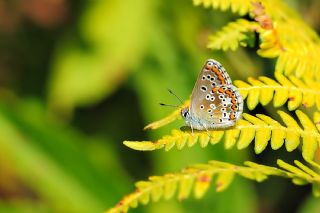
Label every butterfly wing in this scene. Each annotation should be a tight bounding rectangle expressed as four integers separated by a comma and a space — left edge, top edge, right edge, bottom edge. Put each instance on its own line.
189, 59, 243, 129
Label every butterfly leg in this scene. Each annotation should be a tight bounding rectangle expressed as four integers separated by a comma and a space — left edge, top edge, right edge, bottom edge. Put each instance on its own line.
190, 123, 194, 136
201, 123, 212, 140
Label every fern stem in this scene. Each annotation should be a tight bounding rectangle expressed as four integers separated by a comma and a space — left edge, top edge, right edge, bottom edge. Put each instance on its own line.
106, 160, 320, 213
239, 85, 320, 96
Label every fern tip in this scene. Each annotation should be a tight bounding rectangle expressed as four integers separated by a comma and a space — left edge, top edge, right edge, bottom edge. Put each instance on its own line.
123, 141, 156, 151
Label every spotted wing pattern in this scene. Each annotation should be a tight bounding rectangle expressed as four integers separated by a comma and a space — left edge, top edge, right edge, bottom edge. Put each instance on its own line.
189, 59, 243, 129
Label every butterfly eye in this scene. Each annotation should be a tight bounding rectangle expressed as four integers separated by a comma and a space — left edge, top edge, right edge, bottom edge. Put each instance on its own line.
182, 110, 189, 118
181, 108, 189, 118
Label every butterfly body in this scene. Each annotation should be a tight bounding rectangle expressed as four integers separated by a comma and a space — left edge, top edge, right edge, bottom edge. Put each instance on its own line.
181, 59, 243, 130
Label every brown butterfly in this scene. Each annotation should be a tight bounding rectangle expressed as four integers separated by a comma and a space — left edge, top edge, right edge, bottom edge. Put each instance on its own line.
181, 59, 243, 131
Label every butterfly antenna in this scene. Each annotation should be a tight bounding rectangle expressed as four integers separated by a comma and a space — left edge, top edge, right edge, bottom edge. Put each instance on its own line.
167, 89, 183, 104
159, 103, 179, 108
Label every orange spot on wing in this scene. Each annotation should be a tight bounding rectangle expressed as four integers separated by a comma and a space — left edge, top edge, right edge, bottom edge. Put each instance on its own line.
211, 67, 219, 74
231, 104, 238, 110
212, 67, 226, 84
229, 112, 235, 120
218, 87, 225, 93
225, 89, 232, 96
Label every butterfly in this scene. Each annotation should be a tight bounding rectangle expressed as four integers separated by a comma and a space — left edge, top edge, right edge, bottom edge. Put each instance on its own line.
181, 59, 243, 130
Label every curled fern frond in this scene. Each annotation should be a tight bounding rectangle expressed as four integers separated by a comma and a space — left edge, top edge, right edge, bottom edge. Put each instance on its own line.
106, 160, 320, 213
125, 110, 320, 160
234, 73, 320, 110
207, 19, 259, 51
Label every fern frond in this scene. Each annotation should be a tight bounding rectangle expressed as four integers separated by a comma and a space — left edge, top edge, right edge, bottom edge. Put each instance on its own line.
207, 19, 259, 51
234, 73, 320, 110
193, 0, 251, 15
259, 18, 320, 81
143, 73, 320, 130
257, 0, 320, 80
314, 112, 320, 132
195, 0, 320, 81
106, 160, 320, 213
125, 110, 320, 160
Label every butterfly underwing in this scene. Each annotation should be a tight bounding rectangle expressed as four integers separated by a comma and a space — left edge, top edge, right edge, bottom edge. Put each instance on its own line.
181, 59, 243, 130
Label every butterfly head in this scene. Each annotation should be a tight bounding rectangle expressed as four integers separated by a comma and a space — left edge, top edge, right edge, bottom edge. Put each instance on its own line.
181, 107, 190, 121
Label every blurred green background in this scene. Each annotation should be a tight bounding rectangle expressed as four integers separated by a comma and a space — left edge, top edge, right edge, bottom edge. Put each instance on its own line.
0, 0, 320, 212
